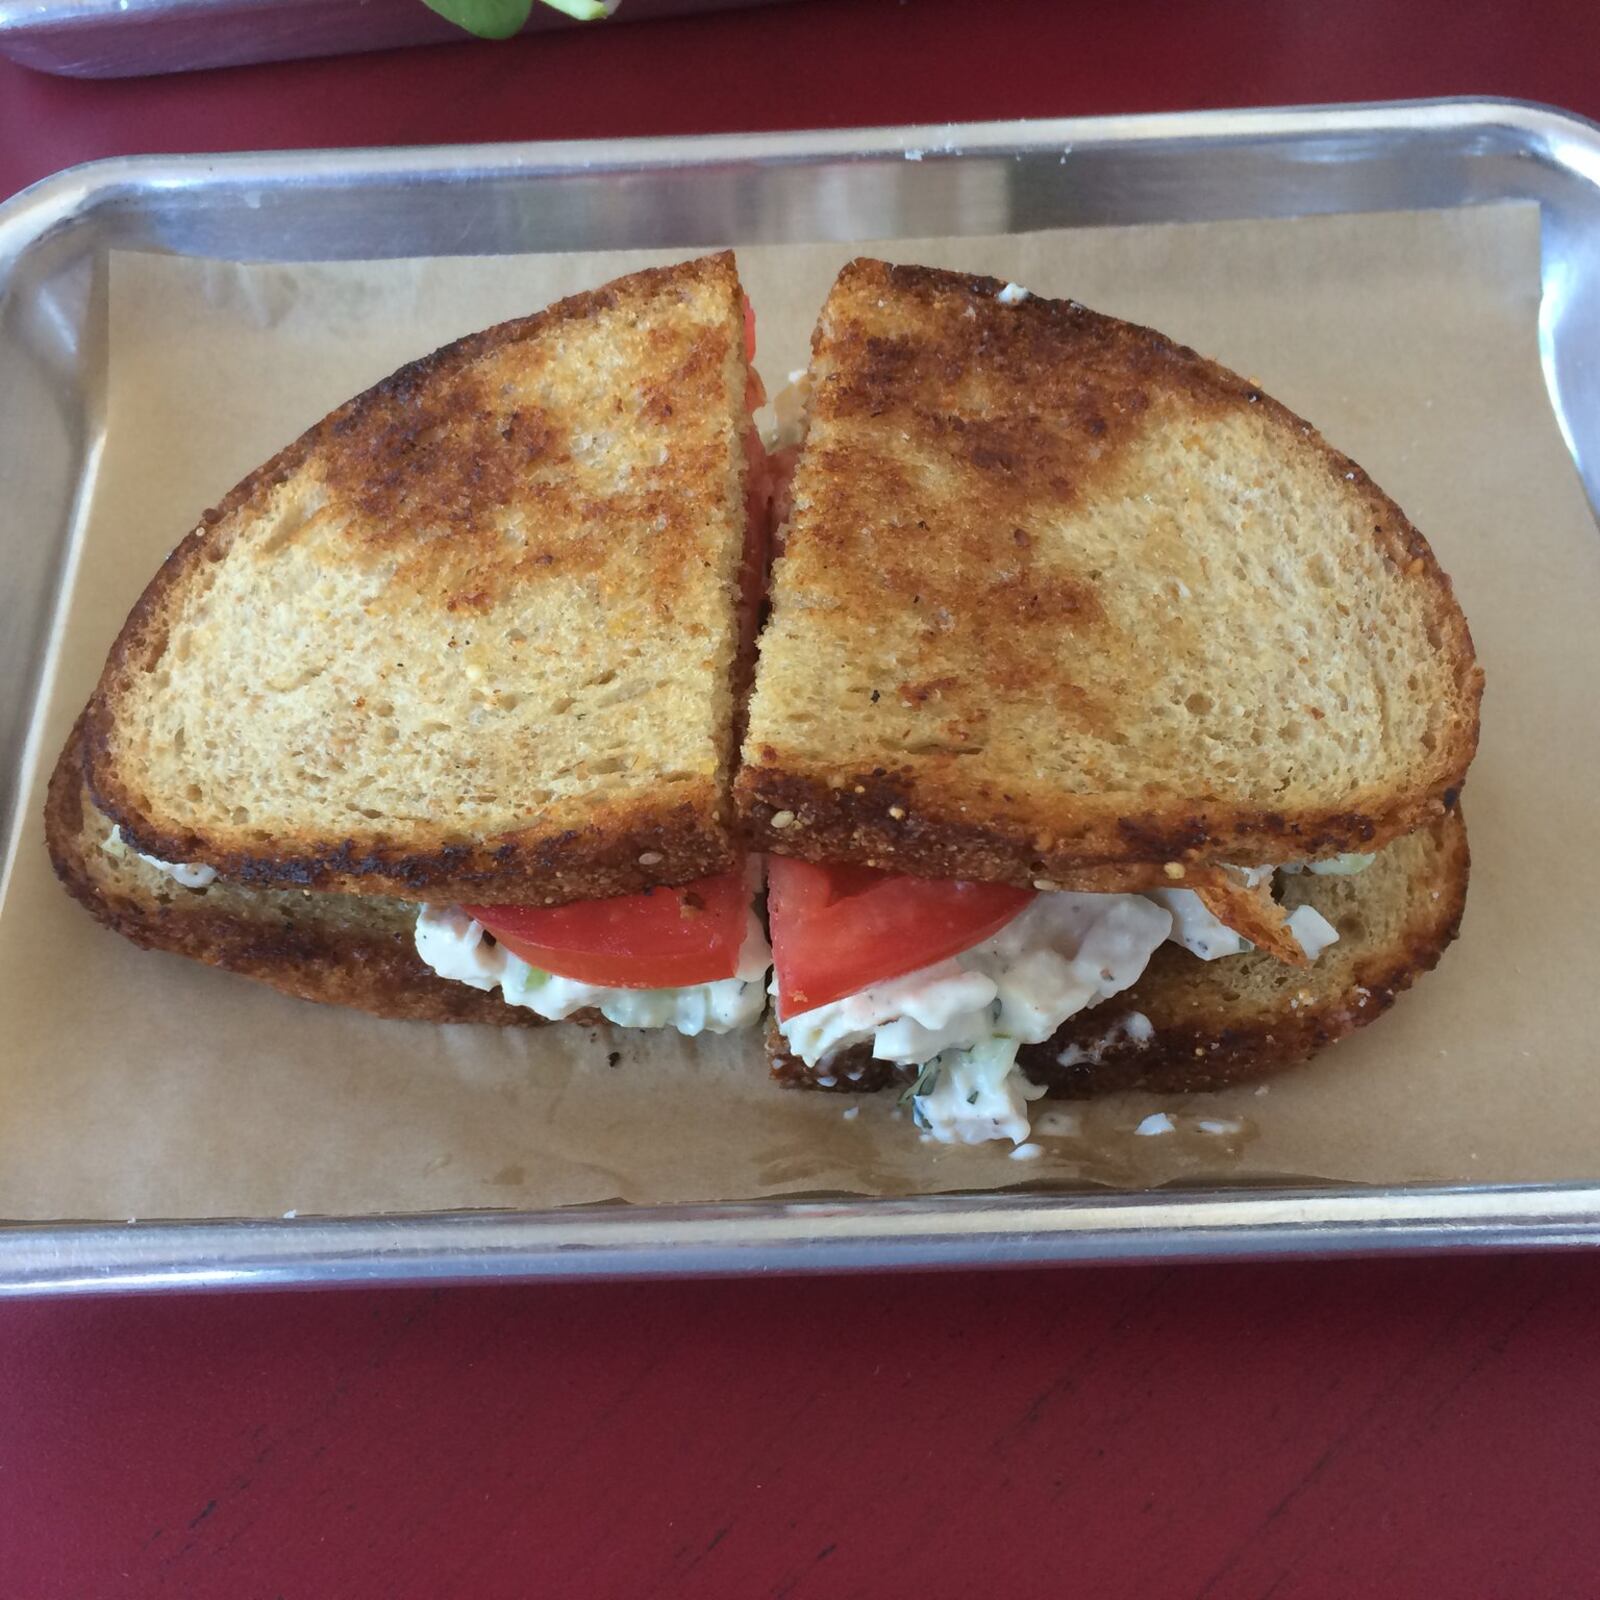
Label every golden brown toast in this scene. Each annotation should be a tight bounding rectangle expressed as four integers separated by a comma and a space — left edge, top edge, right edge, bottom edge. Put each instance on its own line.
768, 809, 1469, 1097
738, 259, 1482, 882
82, 253, 754, 905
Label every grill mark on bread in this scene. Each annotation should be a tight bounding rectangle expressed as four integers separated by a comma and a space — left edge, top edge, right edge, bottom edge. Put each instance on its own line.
322, 371, 562, 539
316, 333, 724, 618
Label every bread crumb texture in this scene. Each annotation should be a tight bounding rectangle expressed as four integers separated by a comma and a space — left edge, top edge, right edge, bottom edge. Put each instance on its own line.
85, 254, 752, 900
739, 259, 1482, 875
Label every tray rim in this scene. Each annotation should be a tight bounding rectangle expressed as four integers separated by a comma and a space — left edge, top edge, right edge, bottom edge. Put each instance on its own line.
4, 95, 1600, 1294
6, 1183, 1600, 1297
5, 94, 1600, 264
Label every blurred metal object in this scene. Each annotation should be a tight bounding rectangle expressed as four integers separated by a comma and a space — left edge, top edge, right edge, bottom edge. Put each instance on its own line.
4, 1186, 1600, 1296
0, 0, 794, 79
2, 103, 1599, 1293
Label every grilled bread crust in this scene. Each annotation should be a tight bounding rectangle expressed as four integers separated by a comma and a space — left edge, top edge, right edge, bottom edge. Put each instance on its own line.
49, 723, 554, 1025
83, 253, 753, 905
738, 259, 1482, 881
767, 808, 1468, 1098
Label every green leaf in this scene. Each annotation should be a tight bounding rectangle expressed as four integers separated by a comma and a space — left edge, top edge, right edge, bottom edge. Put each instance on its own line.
421, 0, 614, 37
422, 0, 535, 40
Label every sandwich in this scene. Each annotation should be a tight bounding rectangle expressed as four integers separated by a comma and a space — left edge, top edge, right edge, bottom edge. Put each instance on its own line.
739, 260, 1480, 1142
46, 252, 1482, 1150
48, 253, 776, 1037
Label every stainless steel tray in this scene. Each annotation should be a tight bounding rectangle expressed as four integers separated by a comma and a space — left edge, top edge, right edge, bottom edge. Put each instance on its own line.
3, 100, 1599, 1295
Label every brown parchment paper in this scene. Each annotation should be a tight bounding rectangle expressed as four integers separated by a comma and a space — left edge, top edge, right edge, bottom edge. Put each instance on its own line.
3, 203, 1599, 1221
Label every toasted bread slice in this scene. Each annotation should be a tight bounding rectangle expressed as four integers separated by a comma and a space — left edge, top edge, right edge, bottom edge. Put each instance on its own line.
767, 809, 1468, 1097
83, 253, 754, 905
738, 259, 1482, 881
48, 722, 551, 1024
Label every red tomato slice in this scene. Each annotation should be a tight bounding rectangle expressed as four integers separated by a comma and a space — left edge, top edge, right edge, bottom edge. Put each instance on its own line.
742, 294, 757, 362
767, 858, 1033, 1018
465, 868, 750, 991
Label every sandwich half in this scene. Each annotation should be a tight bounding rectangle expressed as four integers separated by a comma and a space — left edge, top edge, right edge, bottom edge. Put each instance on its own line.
50, 253, 775, 1037
741, 260, 1480, 1140
739, 259, 1482, 877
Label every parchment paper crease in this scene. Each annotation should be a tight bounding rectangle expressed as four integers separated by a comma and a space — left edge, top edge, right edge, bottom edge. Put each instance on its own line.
3, 203, 1598, 1220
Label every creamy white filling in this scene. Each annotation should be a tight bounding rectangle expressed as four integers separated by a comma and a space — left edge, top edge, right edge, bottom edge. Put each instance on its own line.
1152, 874, 1344, 963
759, 369, 813, 452
105, 825, 217, 888
414, 902, 771, 1037
782, 861, 1351, 1147
911, 1038, 1046, 1146
1286, 904, 1340, 960
775, 889, 1174, 1070
1146, 887, 1252, 960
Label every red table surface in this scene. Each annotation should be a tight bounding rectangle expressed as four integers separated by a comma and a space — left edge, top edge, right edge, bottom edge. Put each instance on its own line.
4, 2, 1600, 1595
